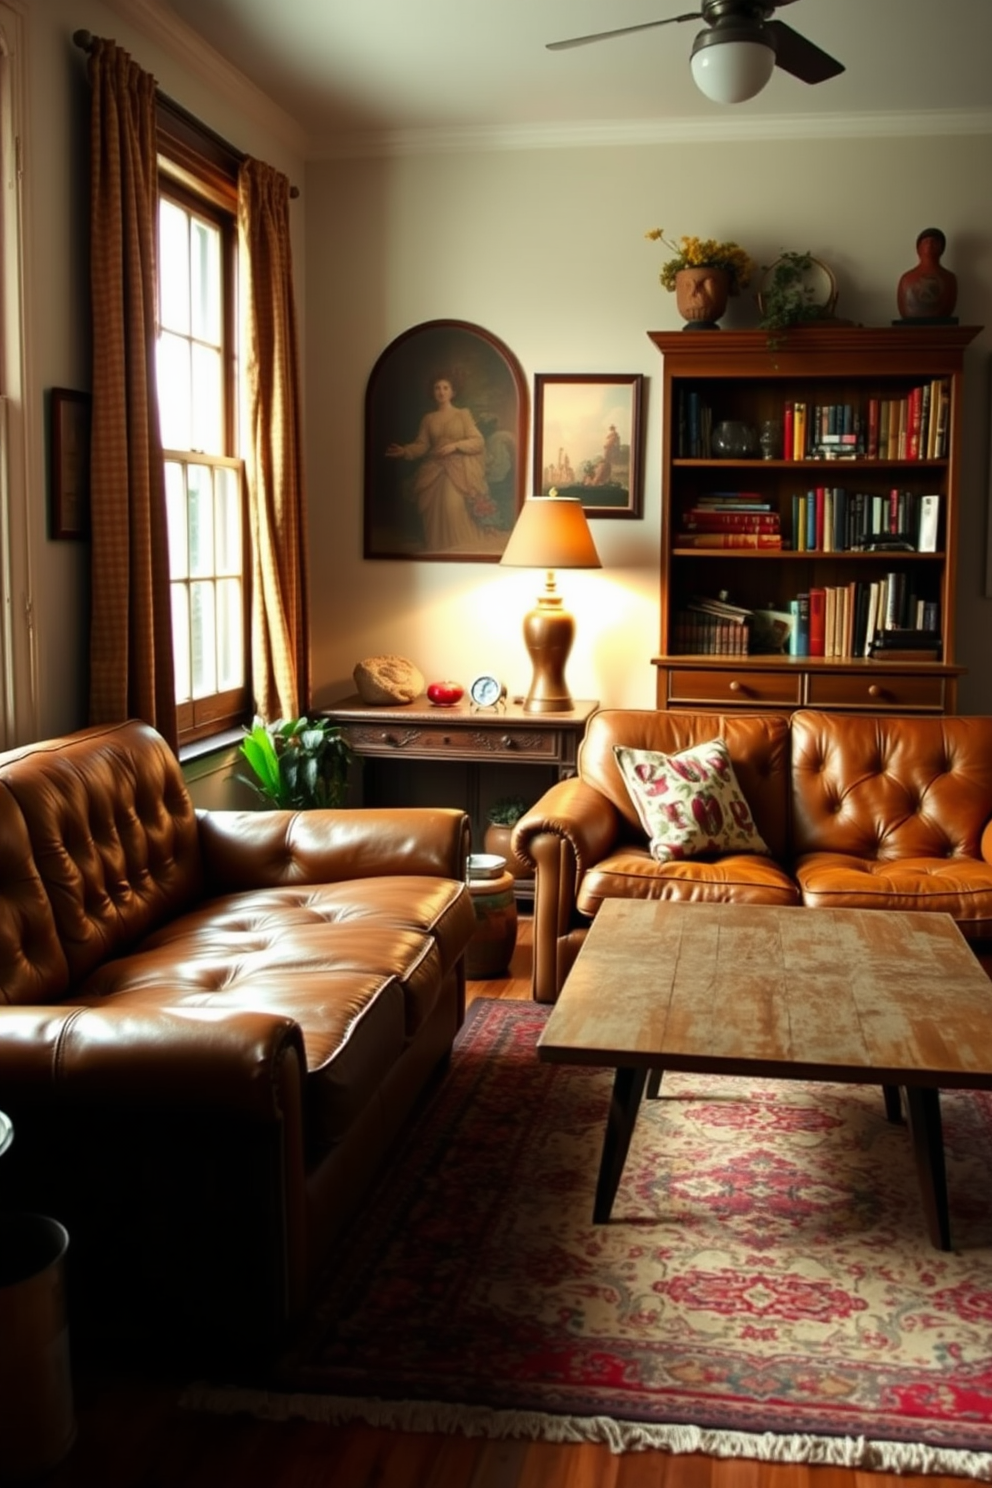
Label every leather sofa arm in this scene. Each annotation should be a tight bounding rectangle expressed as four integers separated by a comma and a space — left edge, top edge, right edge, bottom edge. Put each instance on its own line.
513, 778, 624, 1003
197, 806, 471, 893
0, 1004, 306, 1122
983, 819, 992, 864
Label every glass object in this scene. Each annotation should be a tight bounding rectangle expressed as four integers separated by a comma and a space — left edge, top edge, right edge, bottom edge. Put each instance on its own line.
711, 421, 758, 458
759, 419, 783, 460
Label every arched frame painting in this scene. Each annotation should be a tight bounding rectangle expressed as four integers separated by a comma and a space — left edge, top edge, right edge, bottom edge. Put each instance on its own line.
364, 320, 528, 561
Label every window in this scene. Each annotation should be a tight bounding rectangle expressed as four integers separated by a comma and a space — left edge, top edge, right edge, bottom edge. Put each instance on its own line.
157, 114, 248, 746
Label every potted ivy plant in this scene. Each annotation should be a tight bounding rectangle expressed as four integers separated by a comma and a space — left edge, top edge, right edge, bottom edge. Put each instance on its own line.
235, 715, 352, 810
483, 795, 531, 879
757, 251, 838, 341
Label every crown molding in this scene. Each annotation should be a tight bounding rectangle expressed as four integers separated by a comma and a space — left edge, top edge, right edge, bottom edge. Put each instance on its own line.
313, 107, 992, 161
103, 0, 310, 159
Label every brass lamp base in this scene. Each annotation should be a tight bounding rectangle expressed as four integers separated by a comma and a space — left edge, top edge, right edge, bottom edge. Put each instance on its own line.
521, 595, 575, 713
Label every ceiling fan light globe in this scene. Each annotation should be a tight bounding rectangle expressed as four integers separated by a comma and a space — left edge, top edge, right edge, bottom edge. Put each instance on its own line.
690, 33, 776, 103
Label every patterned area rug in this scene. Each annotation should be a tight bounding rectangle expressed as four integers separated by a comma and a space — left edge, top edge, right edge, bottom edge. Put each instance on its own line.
185, 998, 992, 1475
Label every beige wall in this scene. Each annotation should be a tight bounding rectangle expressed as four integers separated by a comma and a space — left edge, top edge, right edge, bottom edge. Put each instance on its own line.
20, 6, 992, 750
305, 135, 992, 714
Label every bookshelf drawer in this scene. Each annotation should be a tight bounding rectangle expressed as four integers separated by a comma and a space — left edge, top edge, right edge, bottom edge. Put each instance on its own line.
805, 671, 946, 711
667, 668, 803, 707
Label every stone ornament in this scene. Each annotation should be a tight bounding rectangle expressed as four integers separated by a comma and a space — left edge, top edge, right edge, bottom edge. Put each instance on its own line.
353, 655, 425, 705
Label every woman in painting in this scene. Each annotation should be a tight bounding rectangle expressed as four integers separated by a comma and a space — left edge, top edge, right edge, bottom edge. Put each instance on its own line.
386, 375, 497, 553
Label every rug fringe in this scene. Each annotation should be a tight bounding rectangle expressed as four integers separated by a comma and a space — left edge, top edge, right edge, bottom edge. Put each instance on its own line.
179, 1384, 992, 1479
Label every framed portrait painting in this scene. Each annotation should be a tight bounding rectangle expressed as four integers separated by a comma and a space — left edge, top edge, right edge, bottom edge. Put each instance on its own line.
364, 320, 528, 561
533, 373, 645, 518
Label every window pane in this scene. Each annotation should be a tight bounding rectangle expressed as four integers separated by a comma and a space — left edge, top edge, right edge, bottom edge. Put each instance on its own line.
190, 580, 217, 698
164, 462, 189, 579
157, 333, 192, 449
159, 201, 190, 335
171, 583, 191, 704
191, 344, 223, 454
214, 466, 241, 575
216, 577, 244, 691
190, 217, 221, 345
187, 465, 214, 577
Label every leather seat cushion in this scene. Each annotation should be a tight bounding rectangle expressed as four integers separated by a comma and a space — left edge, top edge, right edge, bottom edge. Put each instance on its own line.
126, 875, 470, 1034
74, 877, 472, 1148
795, 853, 992, 939
577, 848, 801, 917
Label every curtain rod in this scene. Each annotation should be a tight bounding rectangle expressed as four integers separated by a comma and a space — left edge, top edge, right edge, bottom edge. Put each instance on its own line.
73, 30, 300, 199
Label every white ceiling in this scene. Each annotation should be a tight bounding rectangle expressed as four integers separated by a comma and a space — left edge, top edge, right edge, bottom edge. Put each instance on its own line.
151, 0, 992, 154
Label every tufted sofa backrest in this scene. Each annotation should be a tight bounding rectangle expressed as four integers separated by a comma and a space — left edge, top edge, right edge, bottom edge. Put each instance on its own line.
0, 719, 203, 990
578, 709, 793, 862
790, 710, 992, 861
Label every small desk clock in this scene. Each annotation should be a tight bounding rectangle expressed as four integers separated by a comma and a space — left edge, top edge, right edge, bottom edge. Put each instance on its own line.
469, 674, 507, 711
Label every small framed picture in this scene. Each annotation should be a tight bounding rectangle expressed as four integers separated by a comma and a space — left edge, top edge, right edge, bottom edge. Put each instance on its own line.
50, 388, 91, 539
533, 373, 645, 519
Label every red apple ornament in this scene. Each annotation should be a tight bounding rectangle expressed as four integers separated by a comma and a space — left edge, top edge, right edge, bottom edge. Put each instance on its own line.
427, 680, 464, 706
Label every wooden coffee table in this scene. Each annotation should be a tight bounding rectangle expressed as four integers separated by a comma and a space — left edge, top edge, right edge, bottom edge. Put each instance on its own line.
537, 900, 992, 1250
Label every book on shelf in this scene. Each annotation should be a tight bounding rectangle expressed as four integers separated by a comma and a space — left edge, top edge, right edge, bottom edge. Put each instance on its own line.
674, 605, 751, 655
682, 510, 780, 532
789, 592, 810, 657
686, 593, 754, 620
917, 494, 940, 552
674, 532, 783, 549
808, 587, 826, 657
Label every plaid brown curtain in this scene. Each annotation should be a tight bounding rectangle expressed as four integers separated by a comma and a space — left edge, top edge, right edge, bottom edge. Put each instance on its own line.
86, 38, 177, 751
239, 158, 311, 722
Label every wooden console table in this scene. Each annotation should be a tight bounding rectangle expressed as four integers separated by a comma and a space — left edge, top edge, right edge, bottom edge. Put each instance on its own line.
321, 695, 599, 902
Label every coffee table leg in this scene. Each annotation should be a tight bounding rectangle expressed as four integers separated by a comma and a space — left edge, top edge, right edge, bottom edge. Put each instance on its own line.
882, 1084, 904, 1123
593, 1067, 648, 1223
905, 1086, 951, 1251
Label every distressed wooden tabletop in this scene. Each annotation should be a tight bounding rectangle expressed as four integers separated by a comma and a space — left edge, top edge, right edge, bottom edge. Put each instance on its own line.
538, 900, 992, 1088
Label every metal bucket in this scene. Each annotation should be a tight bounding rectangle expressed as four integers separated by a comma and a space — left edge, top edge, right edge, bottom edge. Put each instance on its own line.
0, 1214, 76, 1484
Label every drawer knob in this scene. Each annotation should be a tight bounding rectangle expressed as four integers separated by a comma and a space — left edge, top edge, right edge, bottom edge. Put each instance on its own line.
729, 680, 748, 695
501, 735, 517, 749
381, 731, 396, 744
867, 684, 881, 699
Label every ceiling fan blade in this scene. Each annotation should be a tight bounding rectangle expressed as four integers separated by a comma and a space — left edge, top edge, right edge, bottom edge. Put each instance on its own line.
766, 19, 844, 84
547, 11, 700, 51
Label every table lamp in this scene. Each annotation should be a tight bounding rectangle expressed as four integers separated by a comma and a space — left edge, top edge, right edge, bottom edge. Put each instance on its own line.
499, 491, 602, 713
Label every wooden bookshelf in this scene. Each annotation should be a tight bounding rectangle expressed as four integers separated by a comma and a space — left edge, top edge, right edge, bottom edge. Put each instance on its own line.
648, 326, 981, 714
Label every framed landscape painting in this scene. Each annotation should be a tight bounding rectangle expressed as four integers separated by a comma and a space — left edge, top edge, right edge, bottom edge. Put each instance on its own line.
364, 319, 528, 561
533, 373, 645, 518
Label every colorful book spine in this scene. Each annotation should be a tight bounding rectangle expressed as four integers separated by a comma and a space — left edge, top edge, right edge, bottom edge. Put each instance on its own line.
808, 587, 827, 657
674, 532, 783, 549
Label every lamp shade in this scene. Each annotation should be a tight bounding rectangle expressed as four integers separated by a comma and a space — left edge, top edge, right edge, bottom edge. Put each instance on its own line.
499, 495, 602, 572
500, 495, 601, 714
690, 31, 776, 104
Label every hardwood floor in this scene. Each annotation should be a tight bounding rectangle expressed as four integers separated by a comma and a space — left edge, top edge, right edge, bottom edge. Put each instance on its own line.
40, 917, 970, 1488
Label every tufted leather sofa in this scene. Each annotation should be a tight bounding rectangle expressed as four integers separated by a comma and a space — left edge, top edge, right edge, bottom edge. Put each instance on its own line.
0, 719, 476, 1361
514, 709, 992, 1002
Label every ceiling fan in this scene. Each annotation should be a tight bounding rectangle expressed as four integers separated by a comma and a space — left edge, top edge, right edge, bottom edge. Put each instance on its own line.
546, 0, 845, 105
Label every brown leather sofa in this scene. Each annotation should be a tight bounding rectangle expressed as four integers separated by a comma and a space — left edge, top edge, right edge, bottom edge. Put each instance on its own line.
514, 708, 992, 1002
0, 719, 476, 1361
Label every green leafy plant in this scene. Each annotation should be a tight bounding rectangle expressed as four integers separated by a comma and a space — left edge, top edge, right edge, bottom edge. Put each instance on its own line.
757, 251, 825, 334
645, 229, 754, 295
486, 795, 528, 826
236, 716, 352, 810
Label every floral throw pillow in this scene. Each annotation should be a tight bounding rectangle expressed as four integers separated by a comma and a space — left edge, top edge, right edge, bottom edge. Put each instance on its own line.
613, 738, 770, 864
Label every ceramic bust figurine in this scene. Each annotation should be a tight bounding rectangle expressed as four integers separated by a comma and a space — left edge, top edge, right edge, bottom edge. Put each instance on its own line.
897, 228, 958, 321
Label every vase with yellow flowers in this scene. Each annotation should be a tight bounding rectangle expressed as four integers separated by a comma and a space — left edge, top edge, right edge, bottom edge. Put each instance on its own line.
646, 229, 754, 330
